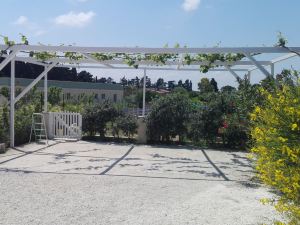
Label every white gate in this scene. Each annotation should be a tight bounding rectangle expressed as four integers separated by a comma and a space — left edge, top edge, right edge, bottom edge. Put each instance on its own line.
44, 112, 82, 140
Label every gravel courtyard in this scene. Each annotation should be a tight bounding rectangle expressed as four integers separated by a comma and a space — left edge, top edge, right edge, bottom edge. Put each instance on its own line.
0, 141, 282, 225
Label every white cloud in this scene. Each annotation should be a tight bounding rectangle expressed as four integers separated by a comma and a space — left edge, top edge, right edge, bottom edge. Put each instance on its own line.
14, 16, 29, 25
54, 11, 95, 27
182, 0, 201, 12
13, 16, 47, 37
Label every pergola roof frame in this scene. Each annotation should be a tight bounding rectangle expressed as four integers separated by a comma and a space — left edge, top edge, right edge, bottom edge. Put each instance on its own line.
1, 44, 299, 147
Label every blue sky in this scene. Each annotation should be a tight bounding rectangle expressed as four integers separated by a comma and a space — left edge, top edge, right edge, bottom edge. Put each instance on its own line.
1, 0, 300, 89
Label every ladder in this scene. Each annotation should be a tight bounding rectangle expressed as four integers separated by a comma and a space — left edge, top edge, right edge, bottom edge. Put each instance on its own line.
29, 113, 48, 145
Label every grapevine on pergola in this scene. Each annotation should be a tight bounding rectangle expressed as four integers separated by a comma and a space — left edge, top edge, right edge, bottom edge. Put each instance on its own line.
1, 34, 290, 73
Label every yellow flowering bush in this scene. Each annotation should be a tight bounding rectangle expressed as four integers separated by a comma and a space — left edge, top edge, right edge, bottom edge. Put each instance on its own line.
250, 83, 300, 224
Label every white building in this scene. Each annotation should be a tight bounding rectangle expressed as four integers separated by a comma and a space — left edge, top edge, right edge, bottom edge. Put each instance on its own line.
0, 77, 124, 104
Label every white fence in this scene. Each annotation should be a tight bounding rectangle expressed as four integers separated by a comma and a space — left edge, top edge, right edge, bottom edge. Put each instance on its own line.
44, 112, 82, 140
123, 108, 151, 117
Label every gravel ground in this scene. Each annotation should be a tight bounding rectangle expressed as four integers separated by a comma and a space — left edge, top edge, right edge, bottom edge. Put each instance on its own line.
0, 141, 283, 225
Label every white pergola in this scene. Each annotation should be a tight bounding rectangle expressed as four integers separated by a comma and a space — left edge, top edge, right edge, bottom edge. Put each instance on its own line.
0, 44, 299, 147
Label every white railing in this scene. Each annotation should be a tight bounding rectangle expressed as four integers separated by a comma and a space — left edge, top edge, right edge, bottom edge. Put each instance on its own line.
44, 111, 82, 140
123, 108, 151, 117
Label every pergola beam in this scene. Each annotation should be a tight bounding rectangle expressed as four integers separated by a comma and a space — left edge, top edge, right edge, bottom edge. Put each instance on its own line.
224, 65, 241, 80
11, 56, 271, 67
0, 51, 17, 71
15, 62, 58, 103
81, 53, 114, 68
245, 53, 271, 77
271, 53, 297, 64
58, 64, 249, 72
1, 44, 300, 54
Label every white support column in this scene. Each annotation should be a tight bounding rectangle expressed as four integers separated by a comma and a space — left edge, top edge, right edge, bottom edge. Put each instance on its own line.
247, 71, 251, 82
270, 63, 275, 77
224, 65, 241, 80
44, 70, 48, 112
142, 69, 146, 117
10, 59, 15, 148
15, 62, 57, 103
245, 53, 271, 77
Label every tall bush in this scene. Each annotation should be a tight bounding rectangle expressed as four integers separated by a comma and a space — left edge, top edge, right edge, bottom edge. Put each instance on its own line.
250, 83, 300, 224
112, 115, 137, 139
147, 93, 191, 142
82, 101, 119, 138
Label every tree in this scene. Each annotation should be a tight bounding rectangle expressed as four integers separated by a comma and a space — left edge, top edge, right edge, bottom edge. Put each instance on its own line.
210, 78, 218, 92
98, 77, 107, 83
0, 87, 9, 98
82, 101, 119, 138
156, 78, 164, 89
135, 90, 159, 108
198, 78, 213, 93
178, 80, 183, 87
147, 92, 191, 142
183, 79, 193, 91
48, 87, 62, 105
113, 115, 138, 139
120, 76, 128, 86
168, 81, 176, 90
221, 85, 236, 93
77, 71, 93, 82
106, 77, 114, 84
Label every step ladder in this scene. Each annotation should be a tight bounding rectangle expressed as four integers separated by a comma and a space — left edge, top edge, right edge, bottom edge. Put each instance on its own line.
29, 113, 48, 145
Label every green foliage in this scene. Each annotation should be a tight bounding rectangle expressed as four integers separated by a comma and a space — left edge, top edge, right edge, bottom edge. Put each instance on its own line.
82, 101, 119, 138
48, 87, 62, 105
135, 90, 159, 108
0, 87, 9, 98
147, 92, 191, 142
189, 105, 222, 145
112, 115, 138, 139
0, 104, 9, 144
198, 78, 214, 93
277, 32, 288, 47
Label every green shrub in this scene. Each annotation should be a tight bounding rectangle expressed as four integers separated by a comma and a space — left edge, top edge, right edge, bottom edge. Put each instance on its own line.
113, 115, 137, 139
0, 104, 9, 144
147, 93, 191, 142
82, 101, 119, 138
189, 106, 222, 145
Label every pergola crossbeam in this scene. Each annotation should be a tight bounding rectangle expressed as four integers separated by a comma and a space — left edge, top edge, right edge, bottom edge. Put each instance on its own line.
224, 65, 241, 80
1, 44, 300, 54
15, 62, 58, 103
245, 53, 271, 77
81, 53, 114, 68
0, 51, 17, 71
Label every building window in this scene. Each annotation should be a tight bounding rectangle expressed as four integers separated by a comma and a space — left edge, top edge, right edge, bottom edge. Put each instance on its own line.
101, 94, 105, 100
95, 94, 98, 100
113, 94, 117, 102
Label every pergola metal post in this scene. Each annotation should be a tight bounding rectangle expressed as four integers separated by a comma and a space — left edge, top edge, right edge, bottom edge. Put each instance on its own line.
44, 70, 48, 112
271, 63, 275, 77
10, 59, 15, 147
142, 68, 146, 117
247, 71, 251, 81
